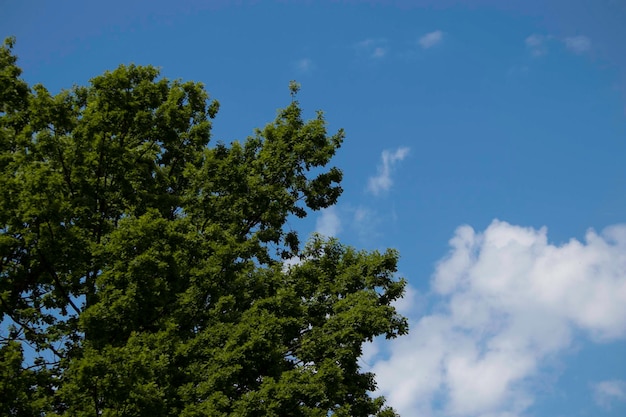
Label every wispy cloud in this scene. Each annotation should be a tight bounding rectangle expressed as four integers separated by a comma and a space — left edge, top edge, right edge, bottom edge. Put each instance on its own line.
507, 64, 530, 78
295, 58, 313, 73
592, 380, 626, 410
526, 33, 592, 57
419, 30, 444, 49
315, 206, 341, 237
525, 33, 549, 56
349, 206, 381, 242
353, 207, 370, 224
367, 147, 410, 195
356, 38, 388, 59
563, 35, 592, 54
372, 221, 626, 417
371, 46, 386, 58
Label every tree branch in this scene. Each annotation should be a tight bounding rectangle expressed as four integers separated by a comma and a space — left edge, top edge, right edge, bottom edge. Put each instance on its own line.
38, 251, 81, 316
0, 297, 64, 359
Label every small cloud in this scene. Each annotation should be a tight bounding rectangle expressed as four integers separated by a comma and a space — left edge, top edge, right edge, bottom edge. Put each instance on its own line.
525, 34, 549, 56
295, 58, 313, 73
419, 30, 444, 49
563, 35, 591, 54
525, 34, 591, 56
357, 39, 372, 48
372, 47, 386, 58
315, 206, 341, 237
367, 147, 410, 196
592, 380, 626, 410
356, 38, 388, 59
525, 34, 544, 47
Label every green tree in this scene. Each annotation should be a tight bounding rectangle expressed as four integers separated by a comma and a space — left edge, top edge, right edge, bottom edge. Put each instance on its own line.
0, 37, 408, 416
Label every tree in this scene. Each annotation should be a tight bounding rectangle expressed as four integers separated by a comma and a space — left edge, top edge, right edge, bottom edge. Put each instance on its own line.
0, 37, 408, 416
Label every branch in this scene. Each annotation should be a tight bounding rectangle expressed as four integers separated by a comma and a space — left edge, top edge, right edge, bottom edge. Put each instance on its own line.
23, 359, 61, 371
38, 251, 81, 316
0, 297, 64, 359
52, 127, 75, 197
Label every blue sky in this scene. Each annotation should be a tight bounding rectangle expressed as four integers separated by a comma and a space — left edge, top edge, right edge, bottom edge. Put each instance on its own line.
3, 1, 626, 416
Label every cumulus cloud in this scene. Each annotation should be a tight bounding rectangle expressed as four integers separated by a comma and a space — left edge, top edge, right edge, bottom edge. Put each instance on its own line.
592, 380, 626, 410
372, 220, 626, 417
563, 35, 592, 54
356, 38, 388, 59
367, 147, 409, 195
315, 206, 341, 237
419, 30, 444, 49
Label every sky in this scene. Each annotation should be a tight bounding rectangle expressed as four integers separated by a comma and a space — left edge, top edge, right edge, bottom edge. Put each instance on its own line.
2, 0, 626, 416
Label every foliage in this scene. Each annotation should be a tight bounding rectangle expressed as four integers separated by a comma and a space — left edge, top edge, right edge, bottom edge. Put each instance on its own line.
0, 37, 408, 416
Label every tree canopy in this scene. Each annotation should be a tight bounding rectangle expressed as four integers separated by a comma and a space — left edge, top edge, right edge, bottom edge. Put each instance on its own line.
0, 37, 408, 416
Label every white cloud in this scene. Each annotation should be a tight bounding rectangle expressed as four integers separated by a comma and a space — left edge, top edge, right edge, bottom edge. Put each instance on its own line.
356, 38, 388, 59
372, 220, 626, 417
315, 206, 341, 237
360, 338, 381, 368
281, 255, 303, 273
392, 283, 425, 318
419, 30, 444, 49
525, 34, 548, 56
563, 35, 592, 54
592, 380, 626, 410
367, 147, 409, 195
